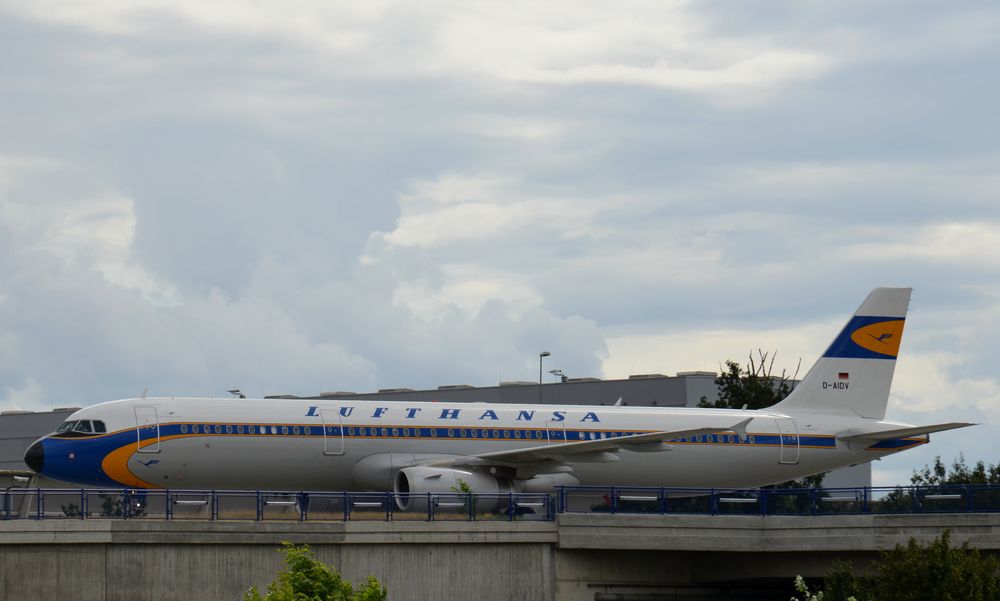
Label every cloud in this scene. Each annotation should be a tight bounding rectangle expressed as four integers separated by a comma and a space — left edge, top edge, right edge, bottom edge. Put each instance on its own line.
1, 1, 999, 486
367, 174, 612, 252
841, 222, 1000, 269
0, 0, 834, 102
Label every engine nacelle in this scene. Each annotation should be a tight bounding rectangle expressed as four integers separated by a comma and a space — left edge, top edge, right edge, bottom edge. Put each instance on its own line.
394, 466, 510, 511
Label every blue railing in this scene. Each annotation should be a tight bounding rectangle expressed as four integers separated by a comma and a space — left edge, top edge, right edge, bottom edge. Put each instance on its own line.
557, 484, 1000, 516
3, 484, 1000, 522
0, 488, 553, 522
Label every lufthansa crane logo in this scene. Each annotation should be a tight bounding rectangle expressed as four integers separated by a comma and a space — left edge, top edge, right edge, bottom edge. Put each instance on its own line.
850, 320, 905, 357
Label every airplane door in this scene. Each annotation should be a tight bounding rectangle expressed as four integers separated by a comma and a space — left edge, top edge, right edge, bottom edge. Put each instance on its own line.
775, 418, 799, 465
546, 419, 567, 444
134, 406, 160, 453
321, 410, 345, 456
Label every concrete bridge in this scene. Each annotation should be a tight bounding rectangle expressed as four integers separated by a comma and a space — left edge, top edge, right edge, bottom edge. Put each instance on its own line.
3, 512, 1000, 601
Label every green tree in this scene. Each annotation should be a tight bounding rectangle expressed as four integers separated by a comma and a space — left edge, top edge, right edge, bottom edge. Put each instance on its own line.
911, 455, 1000, 486
876, 455, 1000, 513
822, 559, 862, 601
699, 350, 800, 411
245, 542, 387, 601
809, 531, 1000, 601
868, 530, 1000, 601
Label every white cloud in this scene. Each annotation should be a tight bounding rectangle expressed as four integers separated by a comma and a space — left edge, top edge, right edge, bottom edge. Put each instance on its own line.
392, 264, 543, 320
0, 0, 834, 101
840, 222, 1000, 269
1, 183, 181, 307
603, 320, 836, 379
0, 377, 46, 411
368, 173, 612, 252
453, 114, 570, 142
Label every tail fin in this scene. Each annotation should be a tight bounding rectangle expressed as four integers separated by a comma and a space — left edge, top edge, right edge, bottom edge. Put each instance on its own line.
772, 287, 911, 420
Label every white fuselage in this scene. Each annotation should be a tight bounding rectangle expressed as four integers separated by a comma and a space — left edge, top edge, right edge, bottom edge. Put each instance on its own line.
31, 396, 923, 491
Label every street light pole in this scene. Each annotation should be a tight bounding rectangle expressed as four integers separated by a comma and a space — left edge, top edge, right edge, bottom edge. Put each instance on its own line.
539, 351, 550, 402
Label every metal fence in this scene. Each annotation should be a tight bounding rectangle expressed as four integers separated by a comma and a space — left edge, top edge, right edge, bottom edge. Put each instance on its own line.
0, 488, 553, 522
3, 484, 1000, 522
557, 484, 1000, 516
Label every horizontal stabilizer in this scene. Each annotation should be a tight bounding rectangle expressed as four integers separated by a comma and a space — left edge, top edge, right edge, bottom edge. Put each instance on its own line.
837, 423, 974, 446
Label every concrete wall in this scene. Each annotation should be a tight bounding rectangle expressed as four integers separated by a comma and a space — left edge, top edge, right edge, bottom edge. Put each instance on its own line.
3, 513, 1000, 601
0, 520, 556, 601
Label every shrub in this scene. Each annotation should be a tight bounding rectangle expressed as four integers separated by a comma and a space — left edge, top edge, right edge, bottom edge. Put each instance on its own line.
245, 542, 387, 601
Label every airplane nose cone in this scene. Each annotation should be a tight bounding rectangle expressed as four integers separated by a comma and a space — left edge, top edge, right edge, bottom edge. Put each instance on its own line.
24, 440, 44, 473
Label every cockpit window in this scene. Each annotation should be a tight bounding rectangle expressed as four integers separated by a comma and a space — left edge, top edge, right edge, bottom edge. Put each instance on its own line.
54, 419, 106, 436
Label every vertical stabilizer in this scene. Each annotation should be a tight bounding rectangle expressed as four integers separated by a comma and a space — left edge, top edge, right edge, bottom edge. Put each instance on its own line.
772, 287, 911, 419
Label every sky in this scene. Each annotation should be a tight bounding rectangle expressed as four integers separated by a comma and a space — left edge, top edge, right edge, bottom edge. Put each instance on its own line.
1, 1, 998, 486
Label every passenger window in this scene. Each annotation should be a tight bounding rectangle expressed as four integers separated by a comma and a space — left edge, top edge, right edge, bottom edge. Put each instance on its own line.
214, 425, 222, 434
226, 425, 233, 434
181, 425, 189, 434
392, 428, 399, 436
237, 425, 244, 434
193, 425, 200, 433
281, 426, 289, 435
304, 426, 311, 435
293, 426, 300, 435
460, 429, 467, 437
271, 426, 278, 435
348, 427, 356, 435
93, 421, 107, 433
514, 430, 522, 439
403, 428, 410, 437
249, 426, 255, 434
380, 428, 387, 436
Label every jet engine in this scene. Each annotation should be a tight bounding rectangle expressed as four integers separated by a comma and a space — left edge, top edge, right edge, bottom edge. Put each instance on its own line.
393, 466, 510, 511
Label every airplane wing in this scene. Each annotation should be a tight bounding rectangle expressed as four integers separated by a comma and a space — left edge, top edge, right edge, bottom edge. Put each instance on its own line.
836, 422, 974, 450
423, 418, 753, 477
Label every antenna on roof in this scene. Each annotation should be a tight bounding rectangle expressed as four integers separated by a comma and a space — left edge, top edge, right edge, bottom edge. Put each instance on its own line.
614, 397, 623, 407
227, 389, 246, 399
140, 388, 148, 400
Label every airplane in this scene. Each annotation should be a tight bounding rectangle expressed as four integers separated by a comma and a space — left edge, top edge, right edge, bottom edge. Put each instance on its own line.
23, 287, 973, 509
